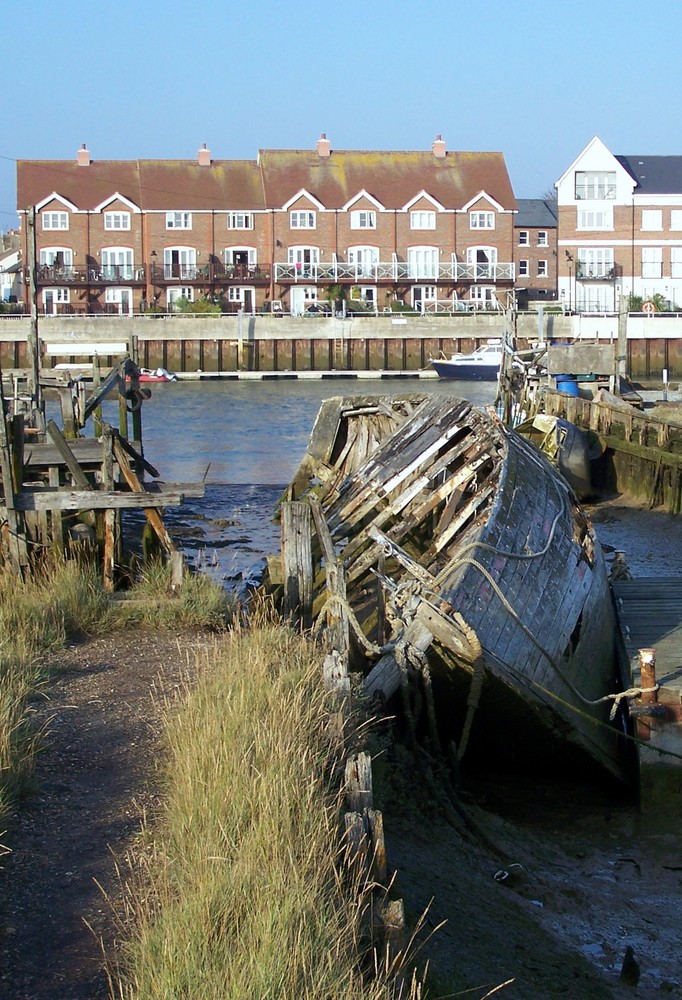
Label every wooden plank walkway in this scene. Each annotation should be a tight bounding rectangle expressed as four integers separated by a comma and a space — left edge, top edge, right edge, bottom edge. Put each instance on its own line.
612, 578, 682, 704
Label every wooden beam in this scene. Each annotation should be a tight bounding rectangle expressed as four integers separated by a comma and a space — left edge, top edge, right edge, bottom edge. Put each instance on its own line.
46, 419, 91, 490
113, 438, 176, 556
15, 487, 198, 512
281, 501, 313, 629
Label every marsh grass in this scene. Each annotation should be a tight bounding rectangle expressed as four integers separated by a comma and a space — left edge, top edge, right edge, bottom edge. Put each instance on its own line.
0, 551, 232, 820
116, 618, 421, 999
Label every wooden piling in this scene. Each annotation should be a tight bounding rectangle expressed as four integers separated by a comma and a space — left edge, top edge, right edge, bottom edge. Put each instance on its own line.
281, 501, 313, 629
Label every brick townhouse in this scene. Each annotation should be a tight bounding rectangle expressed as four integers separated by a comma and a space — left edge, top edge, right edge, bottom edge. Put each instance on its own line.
556, 135, 682, 313
16, 136, 517, 316
513, 198, 558, 308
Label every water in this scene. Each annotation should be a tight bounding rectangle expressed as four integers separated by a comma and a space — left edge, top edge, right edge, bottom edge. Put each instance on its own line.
119, 379, 499, 589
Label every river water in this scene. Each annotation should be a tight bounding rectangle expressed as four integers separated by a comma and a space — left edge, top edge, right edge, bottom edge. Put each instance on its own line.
125, 378, 498, 590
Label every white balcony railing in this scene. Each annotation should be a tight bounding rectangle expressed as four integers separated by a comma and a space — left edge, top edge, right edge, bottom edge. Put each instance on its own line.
274, 258, 515, 282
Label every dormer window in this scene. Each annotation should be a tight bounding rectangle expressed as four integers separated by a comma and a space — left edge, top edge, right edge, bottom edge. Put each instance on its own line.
350, 210, 376, 230
470, 211, 494, 230
104, 211, 131, 231
42, 211, 69, 231
166, 212, 192, 230
290, 210, 316, 229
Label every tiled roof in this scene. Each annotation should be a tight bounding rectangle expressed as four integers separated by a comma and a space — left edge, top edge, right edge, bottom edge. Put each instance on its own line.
514, 198, 557, 228
615, 155, 682, 194
17, 147, 516, 213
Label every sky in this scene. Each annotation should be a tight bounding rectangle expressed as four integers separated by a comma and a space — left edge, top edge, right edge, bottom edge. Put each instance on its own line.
3, 0, 682, 228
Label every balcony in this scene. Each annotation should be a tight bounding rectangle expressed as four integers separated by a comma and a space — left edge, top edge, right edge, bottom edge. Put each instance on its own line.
575, 263, 623, 281
274, 257, 515, 283
34, 264, 147, 284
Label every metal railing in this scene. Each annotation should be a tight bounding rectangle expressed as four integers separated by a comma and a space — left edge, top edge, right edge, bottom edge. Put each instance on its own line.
576, 263, 623, 281
274, 259, 515, 282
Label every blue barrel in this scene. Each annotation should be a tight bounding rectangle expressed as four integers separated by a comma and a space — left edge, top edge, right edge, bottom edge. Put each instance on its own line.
554, 374, 580, 396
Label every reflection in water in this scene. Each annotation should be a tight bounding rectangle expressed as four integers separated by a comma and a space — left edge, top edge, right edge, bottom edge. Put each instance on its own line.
123, 379, 499, 591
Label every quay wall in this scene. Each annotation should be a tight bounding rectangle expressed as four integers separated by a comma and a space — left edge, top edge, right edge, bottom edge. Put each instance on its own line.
0, 313, 680, 379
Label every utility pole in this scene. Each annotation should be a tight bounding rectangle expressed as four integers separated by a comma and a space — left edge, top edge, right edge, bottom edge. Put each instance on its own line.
27, 206, 43, 421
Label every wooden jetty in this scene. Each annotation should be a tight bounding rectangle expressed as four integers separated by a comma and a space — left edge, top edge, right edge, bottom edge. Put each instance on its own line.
0, 354, 203, 587
273, 393, 633, 782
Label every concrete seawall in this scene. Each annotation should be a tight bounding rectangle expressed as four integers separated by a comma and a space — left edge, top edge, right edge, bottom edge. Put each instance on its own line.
1, 312, 680, 378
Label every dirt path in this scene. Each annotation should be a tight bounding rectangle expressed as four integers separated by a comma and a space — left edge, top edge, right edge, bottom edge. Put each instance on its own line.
0, 630, 213, 1000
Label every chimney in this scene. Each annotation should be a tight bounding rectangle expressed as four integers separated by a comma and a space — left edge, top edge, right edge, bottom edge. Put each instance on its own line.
316, 133, 331, 158
77, 143, 91, 167
198, 143, 212, 166
432, 134, 446, 159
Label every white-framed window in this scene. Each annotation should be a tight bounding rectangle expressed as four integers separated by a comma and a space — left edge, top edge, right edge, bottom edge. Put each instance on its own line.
350, 210, 376, 230
227, 212, 254, 230
469, 285, 496, 307
410, 211, 436, 230
577, 207, 613, 230
642, 247, 662, 279
467, 246, 497, 279
105, 287, 132, 315
407, 246, 438, 278
101, 247, 134, 280
575, 171, 616, 200
168, 286, 194, 310
470, 211, 495, 230
577, 248, 614, 279
671, 248, 682, 278
537, 231, 548, 246
356, 286, 377, 305
42, 211, 69, 231
224, 247, 257, 268
641, 209, 663, 231
228, 286, 255, 303
288, 246, 319, 276
166, 212, 192, 230
670, 211, 682, 230
537, 260, 548, 277
518, 259, 529, 277
39, 247, 73, 267
164, 246, 197, 279
347, 246, 378, 278
518, 231, 529, 246
290, 210, 316, 229
104, 211, 131, 231
42, 287, 70, 313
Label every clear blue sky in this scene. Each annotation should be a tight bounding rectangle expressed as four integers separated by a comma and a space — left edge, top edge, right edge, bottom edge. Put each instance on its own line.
3, 0, 681, 227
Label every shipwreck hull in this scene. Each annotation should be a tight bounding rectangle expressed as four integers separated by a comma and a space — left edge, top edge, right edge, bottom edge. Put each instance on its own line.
277, 393, 629, 781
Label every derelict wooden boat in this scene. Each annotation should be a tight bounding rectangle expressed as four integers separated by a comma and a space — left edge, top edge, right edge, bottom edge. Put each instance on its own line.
277, 393, 629, 782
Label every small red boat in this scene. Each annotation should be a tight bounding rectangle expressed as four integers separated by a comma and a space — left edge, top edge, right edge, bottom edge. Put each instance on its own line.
128, 367, 178, 383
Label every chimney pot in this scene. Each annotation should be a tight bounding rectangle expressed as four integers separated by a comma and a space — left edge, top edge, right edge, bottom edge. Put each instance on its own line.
77, 144, 91, 167
198, 143, 212, 166
432, 135, 446, 159
316, 134, 331, 158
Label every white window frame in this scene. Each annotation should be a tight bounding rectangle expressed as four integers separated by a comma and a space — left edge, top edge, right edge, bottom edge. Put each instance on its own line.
42, 211, 69, 231
670, 211, 682, 231
469, 211, 495, 230
469, 285, 496, 306
577, 248, 614, 278
347, 246, 379, 278
577, 207, 613, 230
537, 260, 548, 277
168, 286, 195, 310
518, 230, 529, 246
518, 259, 529, 277
224, 246, 257, 267
408, 246, 438, 279
671, 248, 682, 278
101, 247, 134, 280
350, 210, 376, 230
575, 171, 616, 200
164, 246, 197, 279
290, 210, 316, 230
466, 246, 497, 279
105, 287, 133, 315
104, 211, 131, 231
537, 231, 548, 247
166, 211, 192, 230
641, 247, 663, 279
227, 212, 254, 230
42, 287, 70, 312
641, 210, 663, 231
287, 246, 319, 276
410, 211, 436, 230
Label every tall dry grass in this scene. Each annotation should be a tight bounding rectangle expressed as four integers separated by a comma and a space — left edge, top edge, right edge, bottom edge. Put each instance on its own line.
116, 618, 420, 1000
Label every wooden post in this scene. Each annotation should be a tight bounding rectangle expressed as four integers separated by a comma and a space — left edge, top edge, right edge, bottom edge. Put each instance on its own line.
101, 425, 115, 591
58, 386, 77, 439
617, 294, 628, 393
92, 355, 102, 438
48, 466, 63, 549
118, 382, 129, 440
344, 752, 373, 813
0, 377, 27, 572
10, 415, 24, 494
27, 206, 42, 417
281, 501, 313, 629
